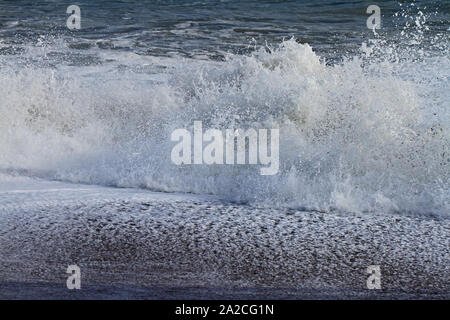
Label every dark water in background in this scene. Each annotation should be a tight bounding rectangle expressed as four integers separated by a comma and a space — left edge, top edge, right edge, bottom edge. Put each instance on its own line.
0, 0, 448, 60
0, 1, 448, 215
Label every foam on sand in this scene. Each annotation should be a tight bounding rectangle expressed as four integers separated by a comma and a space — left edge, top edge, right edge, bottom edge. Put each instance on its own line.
0, 175, 448, 299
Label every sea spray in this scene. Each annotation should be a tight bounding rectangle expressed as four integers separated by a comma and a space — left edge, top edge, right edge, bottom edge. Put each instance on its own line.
0, 10, 448, 216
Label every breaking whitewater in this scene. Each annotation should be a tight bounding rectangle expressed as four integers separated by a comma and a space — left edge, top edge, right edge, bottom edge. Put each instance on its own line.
0, 10, 449, 298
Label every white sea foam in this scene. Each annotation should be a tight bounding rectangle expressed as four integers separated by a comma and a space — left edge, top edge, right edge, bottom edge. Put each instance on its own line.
0, 26, 448, 215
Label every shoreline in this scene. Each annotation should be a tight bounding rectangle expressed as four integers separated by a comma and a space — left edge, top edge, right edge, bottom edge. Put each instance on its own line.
0, 176, 448, 299
1, 282, 447, 300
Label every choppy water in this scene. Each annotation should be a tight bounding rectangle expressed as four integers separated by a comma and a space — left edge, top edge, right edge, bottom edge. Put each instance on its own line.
1, 0, 449, 59
0, 0, 449, 215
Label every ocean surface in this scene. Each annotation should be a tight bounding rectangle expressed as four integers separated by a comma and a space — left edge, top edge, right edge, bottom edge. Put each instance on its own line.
0, 0, 449, 216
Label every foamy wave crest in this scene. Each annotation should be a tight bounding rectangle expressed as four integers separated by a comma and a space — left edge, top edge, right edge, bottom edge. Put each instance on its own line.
0, 31, 448, 215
